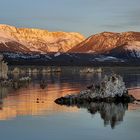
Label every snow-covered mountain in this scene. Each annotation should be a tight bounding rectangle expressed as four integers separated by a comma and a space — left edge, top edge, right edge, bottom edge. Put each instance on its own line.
107, 41, 140, 59
0, 38, 30, 53
68, 31, 140, 54
1, 24, 140, 65
0, 24, 85, 53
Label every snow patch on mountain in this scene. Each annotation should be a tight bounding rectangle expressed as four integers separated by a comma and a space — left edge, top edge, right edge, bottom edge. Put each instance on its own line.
93, 56, 125, 62
54, 52, 61, 57
124, 41, 140, 51
121, 41, 140, 58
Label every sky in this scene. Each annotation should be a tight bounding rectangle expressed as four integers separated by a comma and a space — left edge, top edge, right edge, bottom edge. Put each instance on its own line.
0, 0, 140, 36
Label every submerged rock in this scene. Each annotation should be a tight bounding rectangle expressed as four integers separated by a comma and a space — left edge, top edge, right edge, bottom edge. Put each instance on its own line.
55, 74, 136, 105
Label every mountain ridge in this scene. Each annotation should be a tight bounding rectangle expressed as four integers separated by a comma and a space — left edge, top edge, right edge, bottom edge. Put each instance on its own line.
0, 24, 85, 53
68, 31, 140, 53
1, 24, 140, 64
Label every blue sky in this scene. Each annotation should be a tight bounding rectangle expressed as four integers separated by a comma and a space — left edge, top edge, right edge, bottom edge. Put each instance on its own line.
0, 0, 140, 36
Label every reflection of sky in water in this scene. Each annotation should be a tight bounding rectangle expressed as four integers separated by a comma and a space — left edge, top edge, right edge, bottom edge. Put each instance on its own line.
0, 67, 140, 140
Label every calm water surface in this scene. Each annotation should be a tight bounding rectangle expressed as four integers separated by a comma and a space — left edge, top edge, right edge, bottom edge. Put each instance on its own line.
0, 67, 140, 140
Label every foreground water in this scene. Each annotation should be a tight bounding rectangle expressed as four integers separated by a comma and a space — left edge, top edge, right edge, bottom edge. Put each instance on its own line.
0, 67, 140, 140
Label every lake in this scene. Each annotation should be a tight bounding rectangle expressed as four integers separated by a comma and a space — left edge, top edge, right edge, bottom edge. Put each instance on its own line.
0, 67, 140, 140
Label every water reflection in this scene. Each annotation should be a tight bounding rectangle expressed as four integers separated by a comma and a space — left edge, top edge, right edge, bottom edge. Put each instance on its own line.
58, 101, 127, 129
0, 83, 79, 120
128, 89, 140, 110
0, 67, 140, 129
89, 103, 126, 129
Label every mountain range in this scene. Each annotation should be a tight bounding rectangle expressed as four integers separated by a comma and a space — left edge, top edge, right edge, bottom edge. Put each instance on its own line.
0, 24, 140, 65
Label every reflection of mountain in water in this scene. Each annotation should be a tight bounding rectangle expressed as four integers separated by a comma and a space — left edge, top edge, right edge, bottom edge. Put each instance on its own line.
0, 83, 79, 120
0, 69, 140, 124
61, 102, 128, 129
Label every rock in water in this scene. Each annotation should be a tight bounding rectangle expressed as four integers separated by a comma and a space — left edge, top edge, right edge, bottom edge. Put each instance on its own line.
55, 74, 136, 105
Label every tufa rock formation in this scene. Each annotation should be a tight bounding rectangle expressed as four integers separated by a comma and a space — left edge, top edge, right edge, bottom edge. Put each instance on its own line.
0, 54, 8, 79
55, 74, 136, 105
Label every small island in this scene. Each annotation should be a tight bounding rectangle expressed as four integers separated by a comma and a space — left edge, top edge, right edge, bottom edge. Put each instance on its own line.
55, 74, 136, 105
